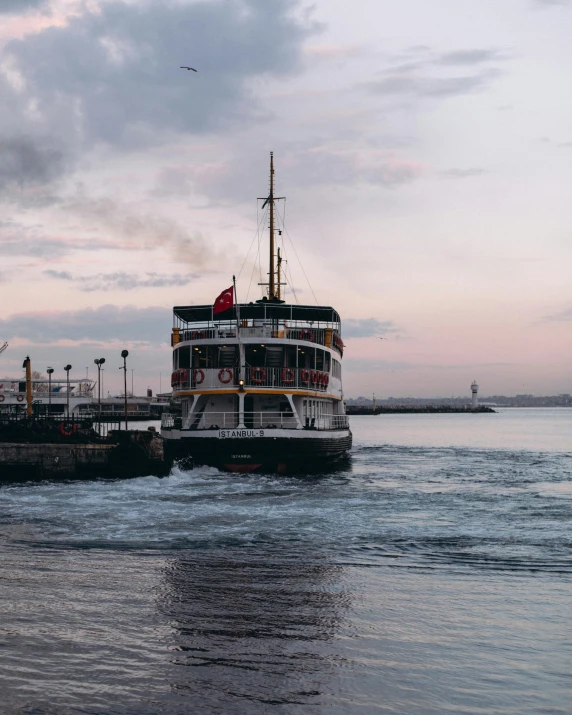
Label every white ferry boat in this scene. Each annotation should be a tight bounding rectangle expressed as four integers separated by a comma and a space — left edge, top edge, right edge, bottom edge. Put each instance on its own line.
161, 154, 352, 472
0, 376, 95, 417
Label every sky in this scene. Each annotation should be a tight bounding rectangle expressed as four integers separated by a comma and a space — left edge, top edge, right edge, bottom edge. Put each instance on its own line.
0, 0, 570, 398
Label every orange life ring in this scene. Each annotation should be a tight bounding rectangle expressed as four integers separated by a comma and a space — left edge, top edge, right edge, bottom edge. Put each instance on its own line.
250, 367, 267, 384
17, 395, 24, 402
281, 368, 295, 384
301, 369, 310, 384
323, 373, 330, 387
193, 368, 205, 385
191, 330, 206, 340
300, 329, 314, 342
310, 370, 318, 385
59, 422, 76, 437
171, 370, 180, 387
218, 368, 233, 384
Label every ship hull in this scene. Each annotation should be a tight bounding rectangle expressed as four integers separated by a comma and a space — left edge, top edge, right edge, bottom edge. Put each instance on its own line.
163, 429, 352, 473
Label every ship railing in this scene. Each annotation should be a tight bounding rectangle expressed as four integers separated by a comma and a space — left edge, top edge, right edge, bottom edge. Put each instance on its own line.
175, 326, 342, 354
172, 366, 333, 392
300, 414, 349, 430
243, 366, 331, 391
188, 411, 300, 430
179, 328, 235, 342
162, 413, 175, 429
160, 412, 349, 431
329, 415, 350, 430
92, 409, 152, 417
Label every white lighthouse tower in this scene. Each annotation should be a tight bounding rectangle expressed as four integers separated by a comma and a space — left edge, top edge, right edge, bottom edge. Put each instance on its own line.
471, 381, 479, 410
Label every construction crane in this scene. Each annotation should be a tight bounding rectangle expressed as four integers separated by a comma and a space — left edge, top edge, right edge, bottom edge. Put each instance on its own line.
0, 342, 7, 355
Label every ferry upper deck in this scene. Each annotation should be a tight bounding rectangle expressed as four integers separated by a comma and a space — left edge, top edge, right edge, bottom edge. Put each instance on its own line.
172, 302, 342, 349
170, 300, 344, 395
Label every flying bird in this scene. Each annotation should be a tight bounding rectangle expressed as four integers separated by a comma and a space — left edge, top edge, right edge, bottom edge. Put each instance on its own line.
378, 337, 387, 340
180, 66, 197, 72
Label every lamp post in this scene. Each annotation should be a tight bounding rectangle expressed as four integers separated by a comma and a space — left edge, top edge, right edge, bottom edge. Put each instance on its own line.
120, 350, 129, 430
94, 358, 105, 422
64, 364, 72, 418
47, 367, 54, 415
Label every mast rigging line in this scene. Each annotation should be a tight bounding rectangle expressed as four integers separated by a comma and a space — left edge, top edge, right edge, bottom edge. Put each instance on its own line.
275, 200, 319, 306
237, 202, 269, 282
239, 200, 269, 302
271, 209, 298, 304
246, 221, 264, 303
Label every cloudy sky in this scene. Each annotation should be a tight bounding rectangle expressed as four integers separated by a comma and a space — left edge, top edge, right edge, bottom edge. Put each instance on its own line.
0, 0, 570, 398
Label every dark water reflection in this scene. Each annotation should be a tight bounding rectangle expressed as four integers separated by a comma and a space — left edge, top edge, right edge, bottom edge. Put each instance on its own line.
162, 550, 351, 709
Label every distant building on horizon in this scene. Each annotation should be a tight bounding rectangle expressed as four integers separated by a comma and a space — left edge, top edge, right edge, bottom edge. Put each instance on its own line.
471, 381, 479, 410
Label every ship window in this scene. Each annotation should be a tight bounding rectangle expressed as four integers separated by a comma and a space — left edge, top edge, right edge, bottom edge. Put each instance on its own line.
245, 345, 266, 367
176, 345, 191, 369
218, 346, 238, 368
324, 352, 331, 371
297, 347, 312, 369
284, 346, 296, 367
316, 349, 324, 371
199, 348, 210, 368
332, 359, 341, 379
191, 346, 208, 368
189, 346, 218, 369
265, 346, 283, 368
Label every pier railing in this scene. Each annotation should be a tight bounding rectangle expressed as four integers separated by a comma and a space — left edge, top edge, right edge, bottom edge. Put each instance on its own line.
0, 413, 123, 440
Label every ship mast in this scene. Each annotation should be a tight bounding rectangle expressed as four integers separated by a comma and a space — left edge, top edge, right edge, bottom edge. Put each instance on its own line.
277, 248, 282, 301
258, 152, 285, 301
269, 152, 276, 300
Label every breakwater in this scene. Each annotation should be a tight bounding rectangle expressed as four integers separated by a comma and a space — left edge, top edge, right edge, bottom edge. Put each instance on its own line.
346, 405, 496, 415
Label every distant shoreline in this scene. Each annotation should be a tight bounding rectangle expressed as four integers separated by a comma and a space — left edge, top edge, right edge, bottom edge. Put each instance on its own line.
346, 406, 496, 415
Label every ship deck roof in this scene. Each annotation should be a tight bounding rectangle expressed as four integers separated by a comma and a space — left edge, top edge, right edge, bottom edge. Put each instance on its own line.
173, 302, 341, 325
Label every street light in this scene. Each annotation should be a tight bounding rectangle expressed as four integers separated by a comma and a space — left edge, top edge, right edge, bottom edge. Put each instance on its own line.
64, 364, 72, 418
120, 350, 129, 430
47, 367, 54, 414
94, 358, 105, 422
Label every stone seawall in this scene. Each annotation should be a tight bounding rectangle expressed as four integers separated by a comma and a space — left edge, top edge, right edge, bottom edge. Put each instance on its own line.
0, 431, 169, 480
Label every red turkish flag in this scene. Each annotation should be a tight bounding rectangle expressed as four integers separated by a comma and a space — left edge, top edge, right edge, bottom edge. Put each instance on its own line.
213, 285, 234, 315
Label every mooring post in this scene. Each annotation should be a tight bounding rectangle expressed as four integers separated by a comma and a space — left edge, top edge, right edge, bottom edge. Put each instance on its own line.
22, 356, 33, 417
121, 350, 129, 430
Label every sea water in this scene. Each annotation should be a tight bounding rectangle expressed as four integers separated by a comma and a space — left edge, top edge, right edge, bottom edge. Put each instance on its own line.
0, 408, 571, 714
